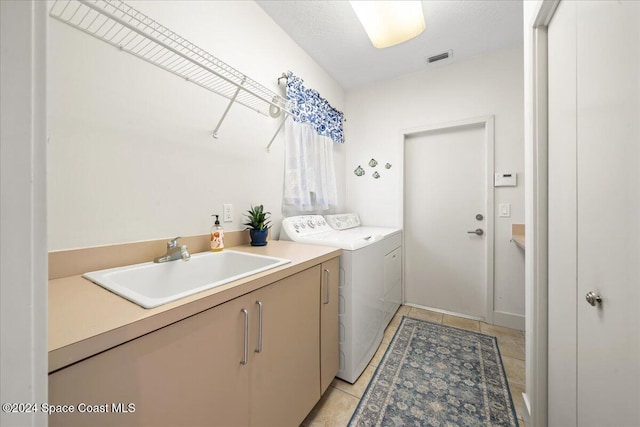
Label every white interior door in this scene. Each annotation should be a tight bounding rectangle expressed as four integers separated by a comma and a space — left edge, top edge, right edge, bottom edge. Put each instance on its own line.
548, 1, 640, 425
576, 1, 639, 425
404, 123, 488, 319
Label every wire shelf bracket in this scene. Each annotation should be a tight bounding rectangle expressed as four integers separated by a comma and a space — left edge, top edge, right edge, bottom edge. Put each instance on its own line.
213, 79, 244, 139
49, 0, 293, 139
266, 114, 289, 153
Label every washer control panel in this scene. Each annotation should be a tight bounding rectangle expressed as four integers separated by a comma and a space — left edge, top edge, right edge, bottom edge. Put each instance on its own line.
324, 213, 361, 231
281, 215, 331, 239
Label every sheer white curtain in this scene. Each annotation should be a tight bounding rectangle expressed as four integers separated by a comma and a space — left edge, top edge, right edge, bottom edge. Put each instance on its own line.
282, 72, 342, 214
283, 117, 337, 214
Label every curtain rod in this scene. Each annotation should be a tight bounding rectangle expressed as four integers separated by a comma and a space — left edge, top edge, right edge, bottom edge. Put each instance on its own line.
277, 72, 288, 86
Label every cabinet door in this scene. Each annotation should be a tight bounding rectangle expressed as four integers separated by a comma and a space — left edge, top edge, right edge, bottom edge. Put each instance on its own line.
49, 295, 250, 427
249, 266, 320, 427
320, 257, 340, 393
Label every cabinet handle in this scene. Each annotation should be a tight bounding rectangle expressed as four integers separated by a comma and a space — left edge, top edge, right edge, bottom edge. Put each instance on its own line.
255, 301, 263, 353
323, 268, 330, 305
240, 308, 249, 365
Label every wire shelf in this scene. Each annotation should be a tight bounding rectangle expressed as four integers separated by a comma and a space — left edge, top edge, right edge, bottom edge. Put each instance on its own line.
49, 0, 288, 128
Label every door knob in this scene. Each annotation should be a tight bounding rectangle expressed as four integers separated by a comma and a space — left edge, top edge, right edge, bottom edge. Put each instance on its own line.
467, 228, 484, 236
585, 291, 602, 307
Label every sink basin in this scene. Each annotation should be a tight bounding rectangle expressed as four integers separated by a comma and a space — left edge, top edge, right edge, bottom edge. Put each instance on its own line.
83, 250, 291, 309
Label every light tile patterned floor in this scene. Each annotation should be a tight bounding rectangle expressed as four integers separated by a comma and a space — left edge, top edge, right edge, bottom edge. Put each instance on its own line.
301, 305, 527, 427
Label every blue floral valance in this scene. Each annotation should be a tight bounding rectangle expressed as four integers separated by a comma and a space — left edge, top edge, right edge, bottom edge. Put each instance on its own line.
286, 71, 345, 144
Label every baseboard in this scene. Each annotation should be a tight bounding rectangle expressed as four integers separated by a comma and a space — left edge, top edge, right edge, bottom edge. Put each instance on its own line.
522, 392, 532, 424
492, 311, 525, 331
403, 303, 485, 322
403, 303, 526, 331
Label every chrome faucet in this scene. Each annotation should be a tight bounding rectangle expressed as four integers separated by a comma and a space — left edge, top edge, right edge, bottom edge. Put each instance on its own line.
154, 237, 191, 263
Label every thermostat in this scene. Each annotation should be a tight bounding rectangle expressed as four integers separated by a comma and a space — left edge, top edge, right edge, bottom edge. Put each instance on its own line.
495, 173, 517, 187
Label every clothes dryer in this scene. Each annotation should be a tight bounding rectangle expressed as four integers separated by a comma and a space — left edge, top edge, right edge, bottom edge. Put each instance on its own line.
280, 214, 402, 383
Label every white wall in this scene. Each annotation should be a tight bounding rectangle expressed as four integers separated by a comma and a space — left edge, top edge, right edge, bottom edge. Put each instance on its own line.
48, 0, 346, 250
1, 1, 48, 426
344, 47, 525, 326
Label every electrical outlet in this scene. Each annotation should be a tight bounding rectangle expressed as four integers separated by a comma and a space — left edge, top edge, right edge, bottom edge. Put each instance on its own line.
223, 204, 233, 222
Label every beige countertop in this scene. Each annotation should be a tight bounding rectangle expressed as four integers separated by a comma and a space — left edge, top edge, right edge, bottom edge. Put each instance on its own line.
511, 224, 525, 250
48, 241, 341, 373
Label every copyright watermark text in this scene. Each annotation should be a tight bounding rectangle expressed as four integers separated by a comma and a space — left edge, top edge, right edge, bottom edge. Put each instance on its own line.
2, 402, 136, 415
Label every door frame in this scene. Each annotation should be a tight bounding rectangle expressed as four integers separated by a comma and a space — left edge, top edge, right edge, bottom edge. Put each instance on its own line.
526, 1, 560, 426
0, 1, 49, 426
400, 115, 495, 324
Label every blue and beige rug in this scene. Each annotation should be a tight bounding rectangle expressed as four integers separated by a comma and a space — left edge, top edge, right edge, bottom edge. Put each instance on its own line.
349, 317, 519, 426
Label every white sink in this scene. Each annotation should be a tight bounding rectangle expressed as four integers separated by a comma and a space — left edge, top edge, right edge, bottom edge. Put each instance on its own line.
83, 250, 291, 309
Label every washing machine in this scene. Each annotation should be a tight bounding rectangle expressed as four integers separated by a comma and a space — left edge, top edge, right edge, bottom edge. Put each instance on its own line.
280, 213, 402, 383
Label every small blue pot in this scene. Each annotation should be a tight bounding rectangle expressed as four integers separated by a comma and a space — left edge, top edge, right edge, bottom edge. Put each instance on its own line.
249, 228, 269, 246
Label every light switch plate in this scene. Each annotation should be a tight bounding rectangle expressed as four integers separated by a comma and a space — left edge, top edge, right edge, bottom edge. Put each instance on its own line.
499, 203, 511, 218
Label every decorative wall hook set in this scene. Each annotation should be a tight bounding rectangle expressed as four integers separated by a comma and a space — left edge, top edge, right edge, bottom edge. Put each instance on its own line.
354, 158, 392, 179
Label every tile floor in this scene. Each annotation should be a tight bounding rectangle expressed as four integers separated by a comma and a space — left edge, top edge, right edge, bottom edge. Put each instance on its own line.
301, 305, 527, 427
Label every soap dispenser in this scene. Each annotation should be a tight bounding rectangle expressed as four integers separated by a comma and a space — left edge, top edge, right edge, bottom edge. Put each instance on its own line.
211, 214, 224, 252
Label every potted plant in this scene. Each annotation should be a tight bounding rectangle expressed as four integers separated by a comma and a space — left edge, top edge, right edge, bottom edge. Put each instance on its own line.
243, 204, 272, 246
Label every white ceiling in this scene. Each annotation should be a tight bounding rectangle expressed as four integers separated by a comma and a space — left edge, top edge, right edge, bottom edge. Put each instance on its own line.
257, 0, 523, 90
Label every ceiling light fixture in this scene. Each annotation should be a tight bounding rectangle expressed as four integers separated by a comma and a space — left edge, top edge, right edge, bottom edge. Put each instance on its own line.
350, 1, 425, 49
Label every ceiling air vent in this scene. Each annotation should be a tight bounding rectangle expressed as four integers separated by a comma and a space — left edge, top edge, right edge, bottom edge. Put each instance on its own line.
426, 50, 453, 64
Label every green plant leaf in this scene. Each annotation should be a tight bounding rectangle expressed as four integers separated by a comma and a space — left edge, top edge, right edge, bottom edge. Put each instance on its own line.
243, 204, 272, 230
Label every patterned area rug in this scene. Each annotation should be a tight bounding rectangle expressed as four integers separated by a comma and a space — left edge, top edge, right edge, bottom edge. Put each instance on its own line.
349, 317, 519, 426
